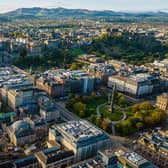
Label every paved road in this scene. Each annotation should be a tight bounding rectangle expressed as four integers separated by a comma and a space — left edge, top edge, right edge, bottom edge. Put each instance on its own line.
96, 103, 107, 117
110, 135, 133, 148
55, 101, 80, 121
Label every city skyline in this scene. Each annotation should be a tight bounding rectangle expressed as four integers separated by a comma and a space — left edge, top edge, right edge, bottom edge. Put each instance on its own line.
0, 0, 168, 13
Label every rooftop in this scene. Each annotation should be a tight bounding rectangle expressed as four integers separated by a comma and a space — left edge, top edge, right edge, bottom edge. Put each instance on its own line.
35, 147, 74, 164
0, 66, 32, 88
139, 130, 168, 154
122, 152, 149, 167
14, 155, 38, 168
56, 120, 109, 144
160, 93, 168, 98
115, 149, 156, 168
70, 158, 104, 168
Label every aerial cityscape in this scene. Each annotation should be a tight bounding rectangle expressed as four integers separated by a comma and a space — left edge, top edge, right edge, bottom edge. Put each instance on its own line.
0, 0, 168, 168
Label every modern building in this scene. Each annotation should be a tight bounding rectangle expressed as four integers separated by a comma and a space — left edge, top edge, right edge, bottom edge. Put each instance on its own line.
115, 147, 157, 168
35, 69, 95, 97
0, 66, 33, 103
49, 120, 110, 161
108, 73, 154, 98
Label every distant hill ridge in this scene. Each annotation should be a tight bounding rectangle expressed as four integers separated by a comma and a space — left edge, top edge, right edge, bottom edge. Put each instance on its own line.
1, 7, 168, 21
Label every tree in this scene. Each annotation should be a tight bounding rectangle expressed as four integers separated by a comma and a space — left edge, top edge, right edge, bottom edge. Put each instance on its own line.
139, 101, 153, 110
73, 102, 86, 114
116, 119, 134, 135
151, 110, 166, 124
91, 91, 97, 98
135, 112, 144, 121
82, 96, 89, 103
136, 122, 144, 130
90, 115, 97, 124
99, 87, 107, 97
70, 63, 79, 70
131, 104, 140, 113
66, 98, 76, 109
96, 117, 102, 127
19, 47, 27, 58
101, 119, 111, 132
79, 110, 86, 118
144, 116, 155, 125
68, 93, 75, 99
165, 53, 168, 59
118, 95, 126, 107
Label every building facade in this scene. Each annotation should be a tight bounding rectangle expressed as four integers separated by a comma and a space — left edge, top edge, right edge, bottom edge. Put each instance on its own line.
156, 93, 168, 111
49, 120, 110, 161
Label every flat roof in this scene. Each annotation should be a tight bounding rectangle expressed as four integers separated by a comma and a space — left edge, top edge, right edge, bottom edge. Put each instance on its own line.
56, 120, 109, 144
122, 151, 149, 167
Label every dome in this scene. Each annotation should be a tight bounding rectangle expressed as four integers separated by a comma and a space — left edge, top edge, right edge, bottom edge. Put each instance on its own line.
11, 120, 31, 133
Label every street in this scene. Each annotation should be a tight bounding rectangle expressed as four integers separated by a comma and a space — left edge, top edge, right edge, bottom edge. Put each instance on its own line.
55, 101, 80, 121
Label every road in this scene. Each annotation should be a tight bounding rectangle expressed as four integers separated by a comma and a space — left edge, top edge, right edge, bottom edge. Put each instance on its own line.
96, 102, 127, 135
55, 101, 80, 121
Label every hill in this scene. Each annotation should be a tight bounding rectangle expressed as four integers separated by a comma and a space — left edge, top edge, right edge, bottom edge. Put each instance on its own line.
1, 7, 168, 21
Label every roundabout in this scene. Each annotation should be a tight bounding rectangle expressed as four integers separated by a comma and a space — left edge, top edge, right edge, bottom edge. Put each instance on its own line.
99, 105, 124, 121
96, 102, 127, 135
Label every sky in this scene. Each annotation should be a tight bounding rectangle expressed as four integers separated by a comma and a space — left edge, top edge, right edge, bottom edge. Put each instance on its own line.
0, 0, 168, 13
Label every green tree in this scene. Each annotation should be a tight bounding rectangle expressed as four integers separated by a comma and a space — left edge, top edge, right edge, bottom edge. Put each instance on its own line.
136, 122, 144, 130
118, 95, 126, 107
19, 47, 27, 58
139, 101, 153, 110
79, 110, 86, 118
73, 102, 86, 114
96, 117, 102, 127
70, 63, 79, 70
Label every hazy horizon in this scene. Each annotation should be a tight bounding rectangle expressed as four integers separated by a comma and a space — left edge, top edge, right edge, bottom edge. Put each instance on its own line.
0, 0, 168, 14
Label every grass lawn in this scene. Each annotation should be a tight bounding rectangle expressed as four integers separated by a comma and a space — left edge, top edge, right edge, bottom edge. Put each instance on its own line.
86, 97, 107, 112
100, 105, 123, 121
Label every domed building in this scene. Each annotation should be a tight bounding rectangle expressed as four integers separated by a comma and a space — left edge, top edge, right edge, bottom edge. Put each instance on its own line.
7, 120, 36, 146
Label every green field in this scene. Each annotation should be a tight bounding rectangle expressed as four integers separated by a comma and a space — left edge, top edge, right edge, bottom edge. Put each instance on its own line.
99, 105, 123, 121
86, 97, 107, 111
